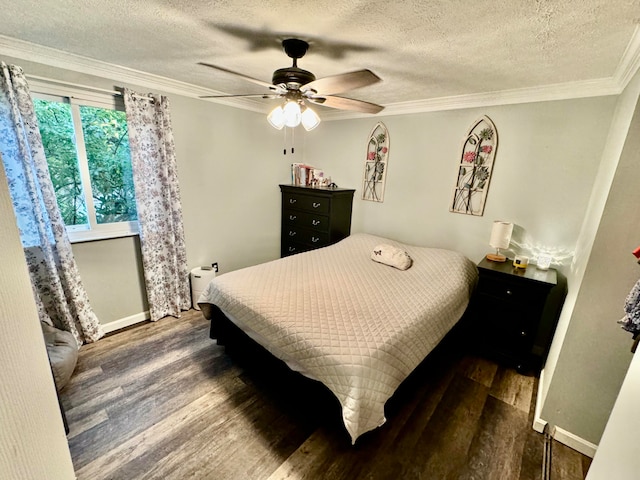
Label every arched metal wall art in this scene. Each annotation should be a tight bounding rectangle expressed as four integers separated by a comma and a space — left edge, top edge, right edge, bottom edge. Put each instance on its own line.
362, 122, 389, 202
450, 115, 498, 216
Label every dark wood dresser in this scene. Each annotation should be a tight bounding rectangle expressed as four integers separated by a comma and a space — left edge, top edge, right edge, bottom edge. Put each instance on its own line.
280, 184, 355, 257
471, 258, 565, 373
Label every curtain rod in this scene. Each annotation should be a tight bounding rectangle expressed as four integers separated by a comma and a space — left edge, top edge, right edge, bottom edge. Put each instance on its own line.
26, 74, 155, 101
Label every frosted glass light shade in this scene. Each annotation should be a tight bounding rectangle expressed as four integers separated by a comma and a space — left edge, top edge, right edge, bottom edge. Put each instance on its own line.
283, 101, 301, 127
267, 105, 285, 130
301, 106, 320, 131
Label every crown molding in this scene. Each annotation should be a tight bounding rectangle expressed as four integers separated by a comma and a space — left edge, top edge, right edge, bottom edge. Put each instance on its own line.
0, 35, 266, 113
1, 29, 639, 121
319, 77, 621, 121
613, 24, 640, 90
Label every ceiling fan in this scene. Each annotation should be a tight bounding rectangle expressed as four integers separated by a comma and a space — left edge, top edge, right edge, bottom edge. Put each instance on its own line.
198, 38, 384, 130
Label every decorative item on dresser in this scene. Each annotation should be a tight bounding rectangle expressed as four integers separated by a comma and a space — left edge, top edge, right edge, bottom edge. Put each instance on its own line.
470, 257, 566, 373
280, 184, 355, 257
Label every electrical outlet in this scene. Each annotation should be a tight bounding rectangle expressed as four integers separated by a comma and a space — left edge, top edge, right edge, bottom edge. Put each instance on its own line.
212, 262, 218, 273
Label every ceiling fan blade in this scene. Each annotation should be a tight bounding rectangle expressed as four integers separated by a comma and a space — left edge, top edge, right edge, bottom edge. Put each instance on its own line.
302, 69, 381, 95
307, 95, 384, 114
199, 93, 281, 99
198, 62, 284, 93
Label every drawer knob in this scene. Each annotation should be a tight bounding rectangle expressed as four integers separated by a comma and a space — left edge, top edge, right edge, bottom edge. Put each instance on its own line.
289, 231, 296, 236
312, 237, 320, 243
520, 331, 528, 337
312, 202, 321, 208
289, 198, 297, 204
312, 219, 320, 226
506, 290, 513, 296
288, 246, 296, 252
289, 215, 297, 220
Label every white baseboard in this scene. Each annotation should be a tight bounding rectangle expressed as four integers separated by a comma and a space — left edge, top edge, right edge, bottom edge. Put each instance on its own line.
532, 369, 598, 457
101, 311, 150, 334
533, 368, 548, 433
552, 426, 598, 458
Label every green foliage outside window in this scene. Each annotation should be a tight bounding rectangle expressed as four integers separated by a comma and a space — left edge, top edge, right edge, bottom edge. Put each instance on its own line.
34, 99, 87, 225
33, 98, 137, 227
79, 105, 137, 224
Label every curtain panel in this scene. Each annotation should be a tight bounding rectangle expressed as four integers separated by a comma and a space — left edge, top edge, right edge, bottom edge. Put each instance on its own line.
0, 62, 103, 345
124, 89, 190, 321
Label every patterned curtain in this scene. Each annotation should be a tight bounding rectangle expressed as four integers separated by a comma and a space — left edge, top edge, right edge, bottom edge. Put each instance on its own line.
0, 62, 103, 346
124, 88, 190, 322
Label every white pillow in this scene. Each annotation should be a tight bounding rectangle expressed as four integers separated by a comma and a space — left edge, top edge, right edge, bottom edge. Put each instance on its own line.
371, 244, 413, 270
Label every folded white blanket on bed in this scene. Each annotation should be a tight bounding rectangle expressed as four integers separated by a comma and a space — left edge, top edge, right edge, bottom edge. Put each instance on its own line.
371, 243, 413, 270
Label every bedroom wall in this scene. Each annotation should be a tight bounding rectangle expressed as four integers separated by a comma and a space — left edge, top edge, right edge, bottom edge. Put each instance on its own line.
0, 160, 75, 478
539, 69, 640, 447
302, 98, 616, 269
0, 55, 286, 329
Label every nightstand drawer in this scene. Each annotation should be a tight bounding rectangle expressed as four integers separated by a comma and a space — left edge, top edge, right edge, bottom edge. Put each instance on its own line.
481, 307, 534, 351
283, 193, 330, 214
283, 211, 330, 232
283, 227, 329, 247
477, 279, 526, 302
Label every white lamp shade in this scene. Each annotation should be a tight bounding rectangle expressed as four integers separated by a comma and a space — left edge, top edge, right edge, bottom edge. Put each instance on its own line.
283, 101, 301, 127
267, 105, 285, 130
489, 221, 513, 249
301, 106, 320, 131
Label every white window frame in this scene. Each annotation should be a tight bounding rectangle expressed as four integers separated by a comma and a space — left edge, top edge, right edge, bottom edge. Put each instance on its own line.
30, 83, 138, 243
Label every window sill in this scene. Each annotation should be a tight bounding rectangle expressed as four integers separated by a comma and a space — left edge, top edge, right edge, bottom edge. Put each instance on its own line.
68, 229, 139, 244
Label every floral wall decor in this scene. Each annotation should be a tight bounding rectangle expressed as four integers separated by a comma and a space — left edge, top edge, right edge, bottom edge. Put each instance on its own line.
362, 122, 389, 202
450, 115, 498, 216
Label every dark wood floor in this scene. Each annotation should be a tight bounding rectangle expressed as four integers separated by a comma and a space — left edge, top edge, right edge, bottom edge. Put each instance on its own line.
60, 309, 591, 479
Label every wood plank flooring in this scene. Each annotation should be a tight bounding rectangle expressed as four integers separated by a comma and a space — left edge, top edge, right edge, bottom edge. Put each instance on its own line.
60, 309, 591, 479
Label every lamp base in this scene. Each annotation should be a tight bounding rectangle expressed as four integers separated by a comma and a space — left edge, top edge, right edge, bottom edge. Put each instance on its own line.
486, 253, 507, 262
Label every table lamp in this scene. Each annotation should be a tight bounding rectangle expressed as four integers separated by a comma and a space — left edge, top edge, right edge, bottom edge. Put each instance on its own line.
486, 221, 513, 262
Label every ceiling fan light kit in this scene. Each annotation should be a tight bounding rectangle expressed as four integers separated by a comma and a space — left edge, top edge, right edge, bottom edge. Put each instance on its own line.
198, 38, 384, 131
267, 101, 321, 131
301, 106, 321, 131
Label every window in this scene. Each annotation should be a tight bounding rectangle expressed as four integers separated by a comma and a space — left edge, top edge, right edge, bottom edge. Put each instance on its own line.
31, 87, 138, 242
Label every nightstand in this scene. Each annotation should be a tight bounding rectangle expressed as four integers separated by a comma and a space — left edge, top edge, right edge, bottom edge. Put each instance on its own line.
471, 258, 564, 373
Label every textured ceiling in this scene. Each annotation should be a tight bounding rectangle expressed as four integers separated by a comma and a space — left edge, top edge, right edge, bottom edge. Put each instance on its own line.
1, 0, 639, 112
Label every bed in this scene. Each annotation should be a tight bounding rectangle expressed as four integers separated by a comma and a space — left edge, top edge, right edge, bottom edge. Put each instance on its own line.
198, 233, 478, 443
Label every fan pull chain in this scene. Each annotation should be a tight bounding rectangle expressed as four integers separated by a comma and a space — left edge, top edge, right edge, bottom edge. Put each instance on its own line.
282, 127, 296, 156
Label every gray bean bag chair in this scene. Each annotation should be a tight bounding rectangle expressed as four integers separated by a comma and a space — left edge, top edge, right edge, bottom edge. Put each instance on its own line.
41, 322, 78, 391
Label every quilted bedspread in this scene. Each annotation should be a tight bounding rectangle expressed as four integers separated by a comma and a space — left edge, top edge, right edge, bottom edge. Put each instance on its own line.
199, 233, 478, 443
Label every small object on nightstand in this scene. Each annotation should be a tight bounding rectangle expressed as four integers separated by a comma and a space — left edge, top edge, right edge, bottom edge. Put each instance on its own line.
536, 254, 552, 270
486, 220, 513, 262
513, 255, 529, 269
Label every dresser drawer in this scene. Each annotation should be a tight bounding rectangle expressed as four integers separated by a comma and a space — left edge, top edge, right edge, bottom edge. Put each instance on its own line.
283, 226, 329, 247
283, 210, 330, 232
282, 242, 314, 256
283, 192, 330, 214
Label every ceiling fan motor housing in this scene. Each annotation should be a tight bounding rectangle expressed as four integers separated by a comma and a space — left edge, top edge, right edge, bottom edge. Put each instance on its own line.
272, 67, 316, 87
273, 39, 316, 87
